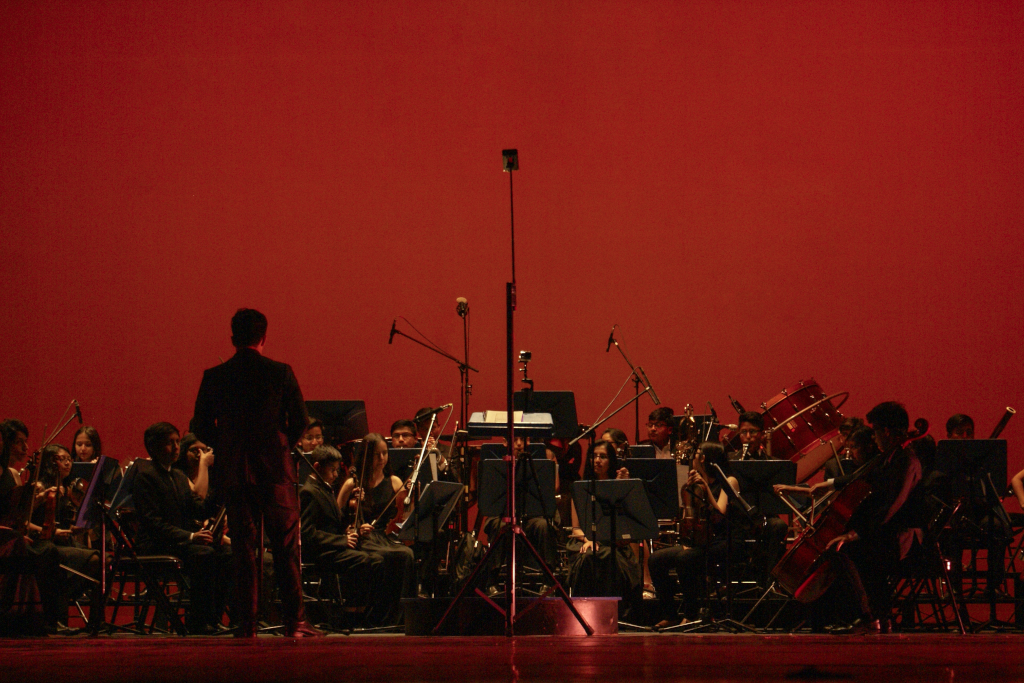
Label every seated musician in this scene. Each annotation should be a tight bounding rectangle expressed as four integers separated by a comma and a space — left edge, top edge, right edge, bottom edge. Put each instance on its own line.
394, 417, 453, 481
132, 422, 232, 634
823, 425, 880, 480
933, 413, 1011, 599
566, 440, 641, 617
299, 445, 384, 623
796, 401, 922, 633
600, 428, 631, 461
173, 433, 216, 503
640, 408, 675, 459
0, 419, 64, 633
296, 418, 325, 455
481, 436, 561, 592
648, 442, 754, 629
337, 433, 415, 624
72, 425, 122, 502
729, 411, 769, 460
35, 444, 102, 626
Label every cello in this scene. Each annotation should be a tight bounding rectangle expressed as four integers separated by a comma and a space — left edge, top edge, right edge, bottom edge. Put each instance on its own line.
771, 418, 929, 602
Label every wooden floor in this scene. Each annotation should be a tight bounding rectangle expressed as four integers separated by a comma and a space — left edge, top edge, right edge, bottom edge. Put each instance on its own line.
3, 634, 1024, 682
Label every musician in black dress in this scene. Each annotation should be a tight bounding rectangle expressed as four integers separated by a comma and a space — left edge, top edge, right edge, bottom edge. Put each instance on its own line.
132, 422, 232, 634
566, 440, 641, 617
337, 433, 415, 624
648, 442, 753, 629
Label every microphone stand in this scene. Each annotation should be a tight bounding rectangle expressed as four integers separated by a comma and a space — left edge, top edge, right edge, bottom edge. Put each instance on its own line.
608, 330, 658, 443
434, 149, 592, 637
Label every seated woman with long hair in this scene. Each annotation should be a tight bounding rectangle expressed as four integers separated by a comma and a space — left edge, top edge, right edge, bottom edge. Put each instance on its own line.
647, 441, 751, 629
337, 433, 415, 625
566, 440, 642, 617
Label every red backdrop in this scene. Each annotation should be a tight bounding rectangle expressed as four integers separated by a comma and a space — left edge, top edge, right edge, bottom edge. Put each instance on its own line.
1, 2, 1021, 480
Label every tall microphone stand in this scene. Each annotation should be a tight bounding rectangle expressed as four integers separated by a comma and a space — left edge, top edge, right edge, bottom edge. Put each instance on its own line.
608, 329, 658, 443
433, 149, 592, 637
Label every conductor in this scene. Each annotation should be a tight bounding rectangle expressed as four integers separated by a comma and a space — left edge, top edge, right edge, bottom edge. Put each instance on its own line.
191, 308, 320, 637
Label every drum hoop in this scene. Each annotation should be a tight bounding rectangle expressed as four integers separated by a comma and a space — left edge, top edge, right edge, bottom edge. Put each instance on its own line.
766, 392, 849, 435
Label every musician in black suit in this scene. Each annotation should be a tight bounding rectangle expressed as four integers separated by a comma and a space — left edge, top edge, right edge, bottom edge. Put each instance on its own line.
132, 422, 232, 634
299, 445, 382, 621
190, 308, 318, 638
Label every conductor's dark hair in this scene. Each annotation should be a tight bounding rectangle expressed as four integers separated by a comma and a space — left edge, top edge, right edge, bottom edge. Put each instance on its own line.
945, 414, 974, 437
390, 419, 417, 435
866, 401, 909, 434
738, 412, 764, 431
72, 425, 103, 460
648, 407, 675, 425
583, 440, 620, 480
144, 422, 180, 459
231, 308, 268, 348
311, 444, 343, 466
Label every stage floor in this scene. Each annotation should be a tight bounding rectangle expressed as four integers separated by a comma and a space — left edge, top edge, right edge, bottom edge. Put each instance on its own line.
3, 634, 1024, 682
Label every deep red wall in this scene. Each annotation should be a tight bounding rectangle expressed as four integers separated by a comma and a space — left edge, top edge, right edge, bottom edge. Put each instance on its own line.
2, 2, 1022, 478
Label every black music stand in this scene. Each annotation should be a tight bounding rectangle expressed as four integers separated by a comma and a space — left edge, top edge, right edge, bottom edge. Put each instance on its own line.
70, 457, 122, 502
478, 458, 557, 520
621, 459, 678, 519
571, 479, 659, 544
398, 481, 464, 543
628, 444, 656, 459
513, 391, 579, 440
732, 461, 797, 516
389, 447, 440, 483
305, 400, 369, 447
109, 460, 141, 511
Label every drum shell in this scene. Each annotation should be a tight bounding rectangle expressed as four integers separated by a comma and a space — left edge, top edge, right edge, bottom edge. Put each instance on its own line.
762, 379, 844, 482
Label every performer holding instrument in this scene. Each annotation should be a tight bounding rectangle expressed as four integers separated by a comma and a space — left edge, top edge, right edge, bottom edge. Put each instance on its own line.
337, 433, 415, 624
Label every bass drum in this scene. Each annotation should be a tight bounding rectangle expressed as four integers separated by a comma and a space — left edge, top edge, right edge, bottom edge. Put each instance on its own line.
761, 379, 848, 483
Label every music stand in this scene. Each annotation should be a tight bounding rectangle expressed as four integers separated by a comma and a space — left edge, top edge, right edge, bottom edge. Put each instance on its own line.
110, 460, 142, 511
571, 479, 659, 543
305, 400, 369, 447
388, 447, 437, 482
731, 461, 797, 516
620, 458, 678, 519
627, 444, 656, 459
478, 458, 557, 519
935, 439, 1008, 499
480, 443, 546, 460
397, 481, 464, 543
513, 391, 579, 440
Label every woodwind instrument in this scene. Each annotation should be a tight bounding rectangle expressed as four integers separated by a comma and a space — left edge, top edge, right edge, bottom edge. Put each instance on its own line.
989, 407, 1016, 439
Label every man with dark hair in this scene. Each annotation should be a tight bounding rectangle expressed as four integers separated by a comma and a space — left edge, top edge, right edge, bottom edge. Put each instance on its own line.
133, 422, 232, 634
299, 445, 384, 625
641, 406, 675, 459
815, 401, 923, 632
389, 420, 419, 449
946, 414, 975, 440
732, 411, 768, 460
191, 308, 318, 637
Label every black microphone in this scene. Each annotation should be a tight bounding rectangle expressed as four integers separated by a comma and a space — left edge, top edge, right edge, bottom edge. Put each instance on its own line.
456, 297, 469, 318
606, 325, 616, 352
418, 403, 453, 418
707, 401, 718, 423
637, 366, 660, 405
74, 400, 83, 425
388, 319, 397, 344
729, 395, 746, 414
